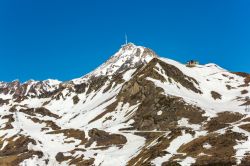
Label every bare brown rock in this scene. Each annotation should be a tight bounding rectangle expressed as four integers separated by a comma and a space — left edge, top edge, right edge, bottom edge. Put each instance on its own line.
0, 98, 9, 105
0, 135, 43, 166
241, 89, 248, 94
72, 95, 80, 104
1, 114, 14, 130
239, 123, 250, 132
178, 130, 247, 166
29, 117, 61, 130
47, 129, 86, 144
211, 91, 222, 100
127, 129, 182, 166
205, 112, 244, 132
19, 107, 60, 119
55, 151, 94, 166
86, 128, 127, 148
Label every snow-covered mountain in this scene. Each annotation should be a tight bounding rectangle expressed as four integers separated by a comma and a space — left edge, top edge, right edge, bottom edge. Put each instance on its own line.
1, 43, 250, 166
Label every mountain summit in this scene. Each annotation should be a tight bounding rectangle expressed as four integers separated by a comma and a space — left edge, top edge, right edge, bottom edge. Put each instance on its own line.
85, 43, 157, 78
0, 44, 250, 166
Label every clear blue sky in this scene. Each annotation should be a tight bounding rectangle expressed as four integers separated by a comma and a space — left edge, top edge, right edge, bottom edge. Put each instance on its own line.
0, 0, 250, 82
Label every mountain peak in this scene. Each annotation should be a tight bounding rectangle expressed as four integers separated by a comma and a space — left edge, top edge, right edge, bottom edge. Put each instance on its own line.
84, 43, 158, 78
121, 42, 136, 50
120, 42, 157, 57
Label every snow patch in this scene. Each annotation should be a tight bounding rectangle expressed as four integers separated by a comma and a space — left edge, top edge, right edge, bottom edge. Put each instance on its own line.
157, 111, 162, 116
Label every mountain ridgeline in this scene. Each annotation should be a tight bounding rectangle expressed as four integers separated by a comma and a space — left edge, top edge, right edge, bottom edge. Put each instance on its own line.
0, 43, 250, 166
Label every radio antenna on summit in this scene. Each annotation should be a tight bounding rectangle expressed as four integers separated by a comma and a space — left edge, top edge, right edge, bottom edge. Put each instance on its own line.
125, 33, 128, 45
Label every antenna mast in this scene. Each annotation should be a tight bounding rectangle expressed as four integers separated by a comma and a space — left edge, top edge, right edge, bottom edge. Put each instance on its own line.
125, 33, 128, 45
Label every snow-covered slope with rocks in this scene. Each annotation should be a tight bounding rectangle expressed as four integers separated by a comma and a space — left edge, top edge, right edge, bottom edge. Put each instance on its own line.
0, 43, 250, 166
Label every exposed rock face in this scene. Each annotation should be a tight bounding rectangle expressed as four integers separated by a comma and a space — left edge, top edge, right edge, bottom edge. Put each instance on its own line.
0, 135, 43, 166
0, 98, 9, 106
211, 91, 222, 100
1, 114, 15, 130
0, 79, 61, 100
0, 43, 250, 165
86, 128, 127, 147
47, 129, 86, 144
